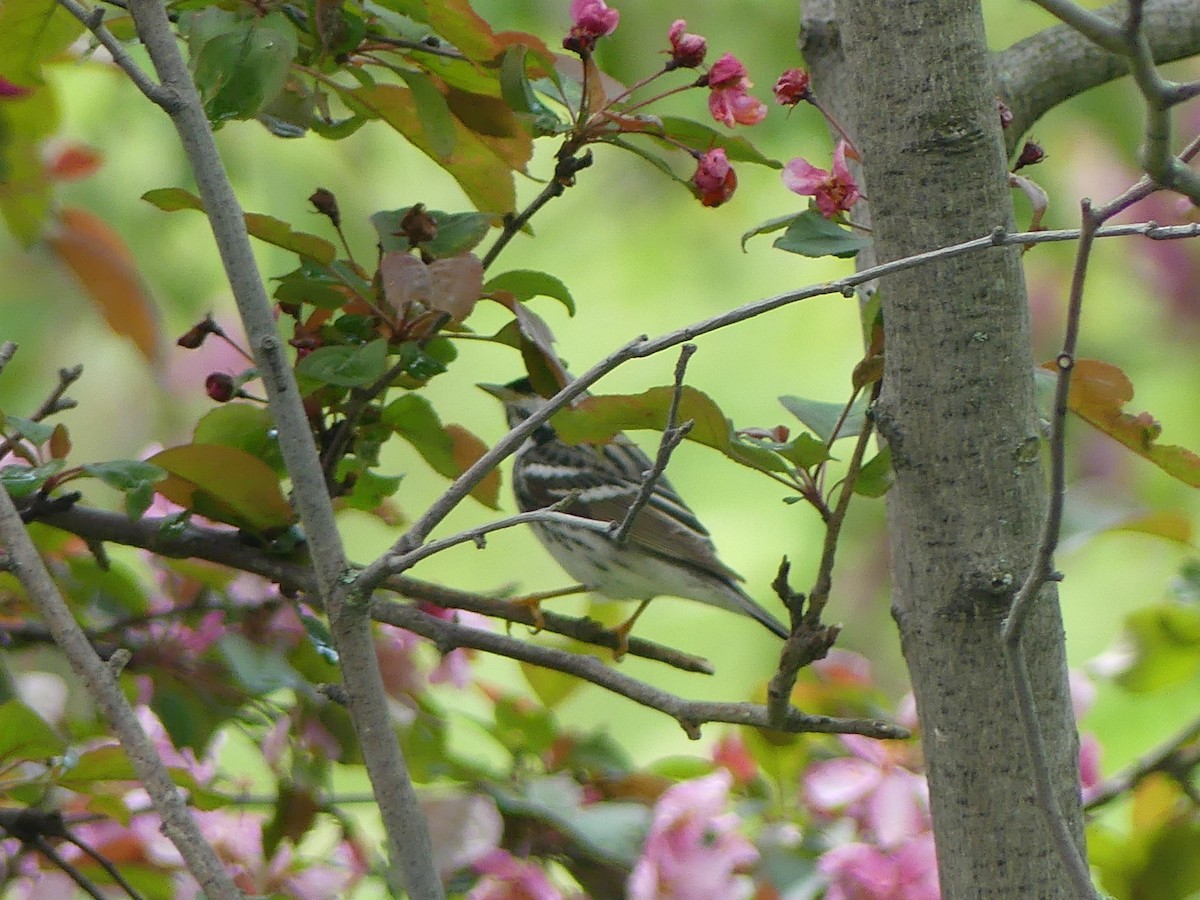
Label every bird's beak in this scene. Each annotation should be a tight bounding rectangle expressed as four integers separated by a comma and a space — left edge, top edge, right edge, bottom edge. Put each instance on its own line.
477, 382, 515, 402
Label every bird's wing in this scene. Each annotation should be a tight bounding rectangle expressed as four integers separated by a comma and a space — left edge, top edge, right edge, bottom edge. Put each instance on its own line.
515, 435, 744, 584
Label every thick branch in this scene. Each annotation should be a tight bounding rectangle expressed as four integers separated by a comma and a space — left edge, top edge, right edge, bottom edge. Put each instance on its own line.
996, 0, 1200, 152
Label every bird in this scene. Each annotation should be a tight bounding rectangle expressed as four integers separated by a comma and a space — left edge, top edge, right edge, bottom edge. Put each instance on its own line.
480, 377, 790, 648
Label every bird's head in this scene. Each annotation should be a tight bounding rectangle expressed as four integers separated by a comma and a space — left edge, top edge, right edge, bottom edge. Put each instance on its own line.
478, 377, 551, 429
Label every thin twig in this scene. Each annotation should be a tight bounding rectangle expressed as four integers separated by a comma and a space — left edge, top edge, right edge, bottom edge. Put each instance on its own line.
610, 343, 697, 546
0, 341, 17, 376
55, 0, 173, 106
385, 507, 612, 573
1002, 199, 1102, 900
0, 365, 83, 459
767, 379, 880, 723
372, 602, 909, 742
1085, 714, 1200, 811
481, 151, 593, 271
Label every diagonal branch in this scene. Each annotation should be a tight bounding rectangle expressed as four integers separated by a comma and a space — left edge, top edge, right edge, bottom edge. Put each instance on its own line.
56, 0, 443, 894
371, 602, 909, 742
0, 491, 241, 899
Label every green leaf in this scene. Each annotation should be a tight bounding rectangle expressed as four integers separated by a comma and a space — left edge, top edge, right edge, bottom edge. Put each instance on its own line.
81, 459, 167, 518
854, 447, 894, 497
219, 633, 301, 695
142, 188, 336, 264
552, 388, 790, 476
499, 45, 560, 127
490, 775, 650, 867
484, 269, 574, 315
1115, 602, 1200, 692
0, 700, 65, 759
657, 116, 782, 169
296, 339, 388, 388
192, 404, 285, 472
347, 83, 519, 214
273, 259, 352, 309
81, 459, 166, 491
740, 212, 805, 251
493, 695, 557, 757
345, 468, 403, 512
382, 393, 499, 507
371, 207, 495, 257
773, 210, 871, 258
186, 10, 299, 125
1, 460, 64, 498
779, 395, 869, 444
148, 444, 295, 532
58, 744, 138, 785
0, 0, 84, 86
4, 414, 54, 445
395, 67, 456, 158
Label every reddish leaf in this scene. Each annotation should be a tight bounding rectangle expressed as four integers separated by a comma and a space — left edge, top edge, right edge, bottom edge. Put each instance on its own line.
428, 254, 483, 323
445, 424, 499, 508
148, 444, 296, 532
382, 394, 500, 508
46, 207, 162, 365
348, 84, 518, 214
1047, 358, 1200, 487
48, 423, 70, 460
379, 251, 430, 314
45, 143, 103, 181
394, 0, 552, 64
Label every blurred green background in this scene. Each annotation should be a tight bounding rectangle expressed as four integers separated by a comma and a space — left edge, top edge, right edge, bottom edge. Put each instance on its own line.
2, 0, 1199, 781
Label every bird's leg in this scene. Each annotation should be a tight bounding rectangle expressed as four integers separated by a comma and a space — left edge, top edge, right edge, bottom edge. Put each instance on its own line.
610, 599, 652, 660
507, 584, 587, 632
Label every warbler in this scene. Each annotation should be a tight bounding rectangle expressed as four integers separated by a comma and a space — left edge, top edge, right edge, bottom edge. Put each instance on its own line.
481, 378, 789, 643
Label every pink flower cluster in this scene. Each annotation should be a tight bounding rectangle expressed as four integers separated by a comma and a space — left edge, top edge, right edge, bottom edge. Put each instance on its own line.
564, 0, 619, 53
706, 53, 768, 128
628, 770, 759, 898
805, 732, 940, 899
783, 139, 863, 219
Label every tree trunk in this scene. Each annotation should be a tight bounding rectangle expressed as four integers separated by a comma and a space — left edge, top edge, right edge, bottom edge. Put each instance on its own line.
814, 1, 1088, 893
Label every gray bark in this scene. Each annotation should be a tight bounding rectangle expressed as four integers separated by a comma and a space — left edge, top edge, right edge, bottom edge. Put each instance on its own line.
807, 0, 1087, 894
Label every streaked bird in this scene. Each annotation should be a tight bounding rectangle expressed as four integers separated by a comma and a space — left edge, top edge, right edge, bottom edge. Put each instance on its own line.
481, 378, 789, 645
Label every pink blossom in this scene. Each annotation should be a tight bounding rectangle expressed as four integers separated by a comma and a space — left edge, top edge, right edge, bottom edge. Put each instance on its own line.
805, 735, 929, 849
692, 148, 737, 207
812, 648, 873, 686
819, 833, 940, 900
665, 19, 706, 69
783, 139, 862, 218
712, 733, 758, 786
0, 77, 31, 99
1079, 732, 1103, 797
419, 603, 489, 687
627, 770, 759, 899
469, 849, 563, 900
774, 67, 811, 105
706, 53, 766, 128
564, 0, 619, 54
